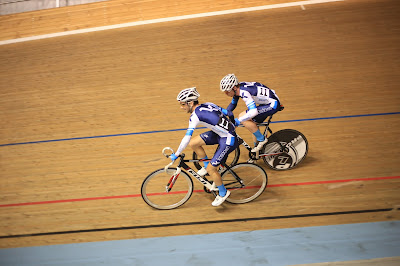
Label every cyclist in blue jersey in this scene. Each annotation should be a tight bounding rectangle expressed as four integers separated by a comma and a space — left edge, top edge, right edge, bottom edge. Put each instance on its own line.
169, 87, 239, 207
220, 73, 282, 152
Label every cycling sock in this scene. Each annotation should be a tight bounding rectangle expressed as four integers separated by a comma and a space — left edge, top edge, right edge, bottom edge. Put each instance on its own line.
218, 185, 227, 197
201, 156, 209, 168
253, 130, 265, 142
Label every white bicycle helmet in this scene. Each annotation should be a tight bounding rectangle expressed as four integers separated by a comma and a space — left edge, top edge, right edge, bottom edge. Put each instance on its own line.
177, 87, 200, 102
220, 73, 239, 92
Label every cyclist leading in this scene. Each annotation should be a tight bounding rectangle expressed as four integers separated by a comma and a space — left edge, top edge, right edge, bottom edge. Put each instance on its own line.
220, 73, 282, 152
170, 87, 239, 207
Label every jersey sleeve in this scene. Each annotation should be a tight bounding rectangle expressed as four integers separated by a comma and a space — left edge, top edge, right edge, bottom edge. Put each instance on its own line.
175, 113, 199, 156
227, 96, 239, 112
217, 106, 235, 123
238, 90, 258, 122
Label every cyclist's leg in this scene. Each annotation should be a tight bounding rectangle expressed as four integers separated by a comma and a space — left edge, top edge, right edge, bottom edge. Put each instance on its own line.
190, 131, 219, 171
239, 108, 270, 143
189, 135, 207, 161
238, 110, 259, 134
254, 104, 279, 123
208, 136, 238, 188
249, 104, 280, 151
208, 137, 238, 206
240, 113, 259, 145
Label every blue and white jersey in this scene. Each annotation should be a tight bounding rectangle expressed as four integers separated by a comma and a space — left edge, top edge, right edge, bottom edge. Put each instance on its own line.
228, 82, 280, 123
175, 102, 236, 156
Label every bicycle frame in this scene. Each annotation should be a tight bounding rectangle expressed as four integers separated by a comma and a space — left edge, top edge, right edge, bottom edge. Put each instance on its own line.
237, 114, 285, 159
165, 153, 244, 193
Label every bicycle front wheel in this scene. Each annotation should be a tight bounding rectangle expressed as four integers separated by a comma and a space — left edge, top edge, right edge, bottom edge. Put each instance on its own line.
221, 163, 268, 204
141, 168, 194, 210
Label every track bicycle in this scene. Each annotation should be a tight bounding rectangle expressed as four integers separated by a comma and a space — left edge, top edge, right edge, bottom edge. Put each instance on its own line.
193, 107, 309, 171
141, 147, 268, 210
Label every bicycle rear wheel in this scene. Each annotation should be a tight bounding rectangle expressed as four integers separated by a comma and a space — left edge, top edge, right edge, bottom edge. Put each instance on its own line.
262, 129, 308, 170
141, 168, 194, 210
221, 163, 268, 204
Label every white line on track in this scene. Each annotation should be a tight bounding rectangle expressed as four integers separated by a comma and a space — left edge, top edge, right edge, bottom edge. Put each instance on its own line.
0, 0, 344, 45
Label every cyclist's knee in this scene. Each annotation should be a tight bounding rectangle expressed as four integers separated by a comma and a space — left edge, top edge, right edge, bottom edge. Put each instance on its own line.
242, 120, 258, 133
189, 136, 204, 149
242, 119, 256, 126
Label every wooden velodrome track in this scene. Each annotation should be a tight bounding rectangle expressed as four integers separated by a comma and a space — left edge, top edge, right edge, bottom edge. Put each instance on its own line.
0, 0, 399, 255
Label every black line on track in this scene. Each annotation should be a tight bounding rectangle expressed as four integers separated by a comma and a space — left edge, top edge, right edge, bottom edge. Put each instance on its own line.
0, 208, 394, 239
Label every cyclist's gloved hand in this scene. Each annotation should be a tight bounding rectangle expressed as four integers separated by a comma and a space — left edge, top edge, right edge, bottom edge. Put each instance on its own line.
234, 118, 241, 127
170, 153, 178, 161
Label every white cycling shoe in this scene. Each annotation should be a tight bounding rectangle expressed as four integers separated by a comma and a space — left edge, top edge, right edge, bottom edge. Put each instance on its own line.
197, 167, 208, 177
251, 138, 268, 153
211, 190, 230, 207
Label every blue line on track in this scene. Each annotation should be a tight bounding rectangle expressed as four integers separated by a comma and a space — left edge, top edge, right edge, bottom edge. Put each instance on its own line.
1, 112, 399, 147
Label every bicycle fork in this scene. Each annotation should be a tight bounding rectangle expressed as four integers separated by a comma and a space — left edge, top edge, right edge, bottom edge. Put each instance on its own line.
166, 173, 179, 192
165, 167, 181, 192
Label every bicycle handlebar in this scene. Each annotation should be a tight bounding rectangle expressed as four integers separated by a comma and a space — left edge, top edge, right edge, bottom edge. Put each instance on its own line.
162, 147, 174, 157
162, 147, 182, 174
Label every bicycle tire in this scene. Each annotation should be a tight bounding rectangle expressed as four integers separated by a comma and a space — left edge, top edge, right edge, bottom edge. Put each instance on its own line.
192, 146, 240, 170
141, 168, 194, 210
262, 129, 308, 170
220, 163, 268, 204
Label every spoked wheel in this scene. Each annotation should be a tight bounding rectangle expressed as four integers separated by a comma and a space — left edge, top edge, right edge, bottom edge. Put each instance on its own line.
220, 163, 268, 204
192, 145, 240, 170
262, 129, 308, 170
141, 168, 194, 210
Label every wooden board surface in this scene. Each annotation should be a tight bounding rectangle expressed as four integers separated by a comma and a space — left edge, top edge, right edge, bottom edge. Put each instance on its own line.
0, 0, 399, 249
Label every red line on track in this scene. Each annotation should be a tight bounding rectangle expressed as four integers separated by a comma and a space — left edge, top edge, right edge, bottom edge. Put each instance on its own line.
1, 175, 399, 208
